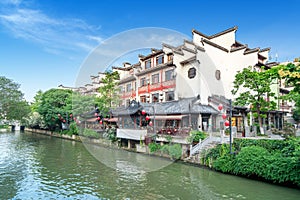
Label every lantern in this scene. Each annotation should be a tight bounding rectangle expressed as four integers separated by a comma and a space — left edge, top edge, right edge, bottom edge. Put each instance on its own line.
99, 120, 103, 124
218, 104, 223, 111
224, 120, 230, 127
141, 110, 146, 115
97, 116, 101, 121
222, 113, 227, 120
149, 121, 153, 126
145, 116, 150, 121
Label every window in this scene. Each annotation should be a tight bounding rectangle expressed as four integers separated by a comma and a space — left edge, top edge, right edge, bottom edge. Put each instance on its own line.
165, 91, 174, 101
152, 73, 159, 84
152, 93, 159, 103
165, 69, 174, 81
145, 59, 151, 69
215, 70, 221, 80
140, 77, 147, 86
119, 86, 124, 93
156, 55, 164, 65
188, 67, 196, 79
167, 54, 173, 62
126, 83, 131, 92
126, 99, 130, 107
140, 95, 146, 103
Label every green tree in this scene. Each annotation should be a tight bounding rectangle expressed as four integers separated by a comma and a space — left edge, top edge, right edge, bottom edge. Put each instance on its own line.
30, 90, 43, 112
38, 88, 73, 130
97, 71, 120, 115
72, 92, 97, 117
232, 67, 278, 133
0, 76, 30, 122
277, 62, 300, 122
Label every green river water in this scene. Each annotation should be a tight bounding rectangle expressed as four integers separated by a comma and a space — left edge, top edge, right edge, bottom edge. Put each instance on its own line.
0, 131, 299, 200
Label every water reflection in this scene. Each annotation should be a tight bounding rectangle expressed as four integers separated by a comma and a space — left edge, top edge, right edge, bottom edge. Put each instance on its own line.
0, 132, 299, 200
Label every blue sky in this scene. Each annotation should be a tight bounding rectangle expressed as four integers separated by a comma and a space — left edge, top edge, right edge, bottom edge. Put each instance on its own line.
1, 0, 299, 102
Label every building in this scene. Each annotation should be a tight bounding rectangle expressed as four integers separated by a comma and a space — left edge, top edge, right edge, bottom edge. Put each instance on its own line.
113, 26, 276, 133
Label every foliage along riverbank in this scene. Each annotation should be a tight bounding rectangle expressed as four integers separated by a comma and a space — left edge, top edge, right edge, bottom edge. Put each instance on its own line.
26, 127, 299, 188
201, 137, 300, 188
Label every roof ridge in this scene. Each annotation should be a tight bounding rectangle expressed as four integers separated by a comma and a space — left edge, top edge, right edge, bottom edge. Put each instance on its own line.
192, 26, 238, 39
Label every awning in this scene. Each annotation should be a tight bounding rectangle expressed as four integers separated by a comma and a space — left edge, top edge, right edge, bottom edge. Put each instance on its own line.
149, 115, 187, 120
108, 117, 118, 122
117, 129, 147, 140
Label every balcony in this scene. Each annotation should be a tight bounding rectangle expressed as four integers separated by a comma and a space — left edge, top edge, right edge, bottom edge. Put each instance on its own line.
138, 79, 176, 94
121, 90, 136, 98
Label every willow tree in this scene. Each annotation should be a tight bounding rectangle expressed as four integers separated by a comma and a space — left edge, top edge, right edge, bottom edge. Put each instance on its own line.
231, 67, 278, 134
97, 71, 120, 115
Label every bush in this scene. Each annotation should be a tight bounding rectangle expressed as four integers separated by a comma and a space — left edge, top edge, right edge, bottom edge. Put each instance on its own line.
187, 130, 207, 143
233, 146, 270, 177
168, 144, 182, 160
206, 137, 300, 187
104, 127, 117, 142
82, 128, 100, 139
69, 122, 79, 135
148, 142, 161, 153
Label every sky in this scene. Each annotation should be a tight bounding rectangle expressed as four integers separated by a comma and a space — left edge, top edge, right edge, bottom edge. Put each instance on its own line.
0, 0, 299, 102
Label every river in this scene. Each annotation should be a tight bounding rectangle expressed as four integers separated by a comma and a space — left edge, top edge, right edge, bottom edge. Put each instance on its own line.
0, 131, 299, 200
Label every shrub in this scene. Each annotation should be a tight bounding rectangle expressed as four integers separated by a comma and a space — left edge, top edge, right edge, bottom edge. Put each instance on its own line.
82, 128, 100, 139
148, 142, 161, 153
69, 122, 79, 135
168, 144, 182, 160
187, 130, 207, 143
233, 146, 270, 177
104, 127, 117, 142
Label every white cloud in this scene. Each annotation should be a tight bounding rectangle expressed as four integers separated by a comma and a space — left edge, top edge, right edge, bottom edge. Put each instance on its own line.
0, 4, 102, 55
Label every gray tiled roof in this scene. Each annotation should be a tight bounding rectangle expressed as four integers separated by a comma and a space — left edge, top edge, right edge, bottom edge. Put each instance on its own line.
112, 97, 218, 116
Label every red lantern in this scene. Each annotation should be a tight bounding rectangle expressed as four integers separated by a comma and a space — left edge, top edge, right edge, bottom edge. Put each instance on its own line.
99, 120, 103, 124
149, 121, 153, 126
222, 113, 227, 120
141, 110, 146, 115
145, 116, 150, 121
97, 116, 101, 121
224, 120, 230, 127
218, 104, 223, 111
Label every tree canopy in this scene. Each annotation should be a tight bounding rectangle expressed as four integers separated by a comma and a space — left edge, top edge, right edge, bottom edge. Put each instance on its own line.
231, 67, 278, 133
0, 76, 30, 122
38, 88, 73, 130
97, 71, 120, 115
277, 62, 300, 122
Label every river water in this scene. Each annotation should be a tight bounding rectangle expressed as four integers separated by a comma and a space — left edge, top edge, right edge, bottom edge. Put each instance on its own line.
0, 131, 299, 200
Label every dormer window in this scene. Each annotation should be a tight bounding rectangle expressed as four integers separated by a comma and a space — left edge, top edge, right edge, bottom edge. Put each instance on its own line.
145, 59, 151, 69
156, 55, 164, 65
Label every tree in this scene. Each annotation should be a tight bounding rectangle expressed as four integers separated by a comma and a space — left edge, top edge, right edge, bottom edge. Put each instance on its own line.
38, 88, 73, 130
72, 92, 97, 116
97, 71, 120, 115
0, 76, 30, 122
277, 62, 300, 122
30, 90, 43, 112
232, 67, 278, 134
